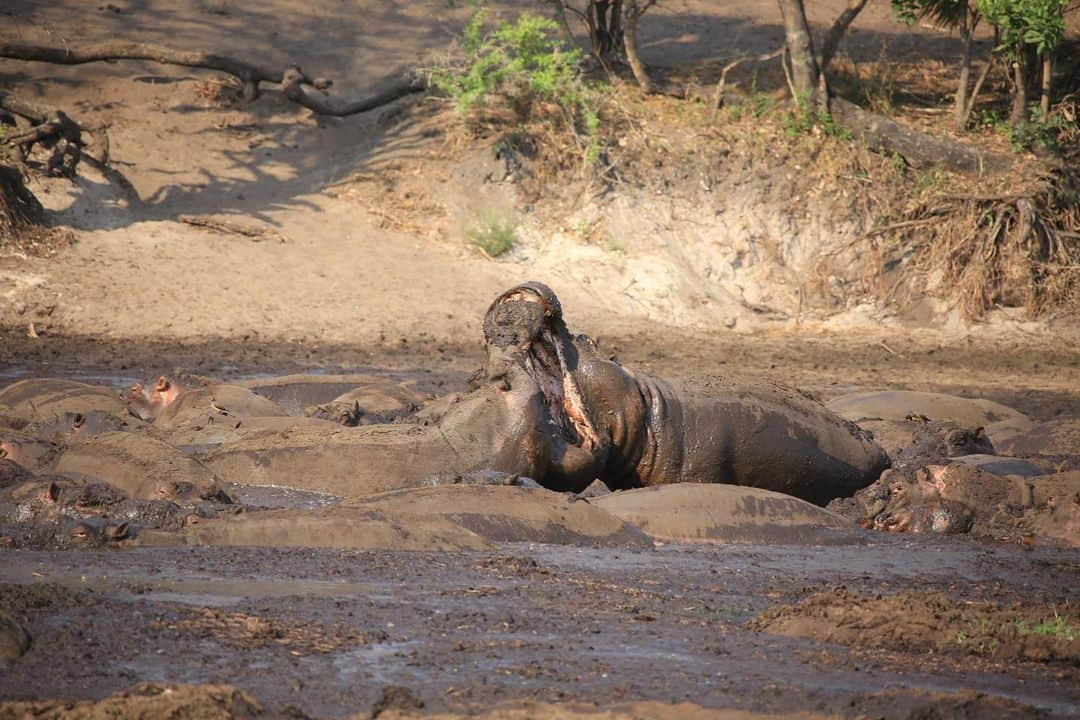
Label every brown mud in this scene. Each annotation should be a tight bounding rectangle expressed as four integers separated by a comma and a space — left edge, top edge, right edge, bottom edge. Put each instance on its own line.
0, 537, 1077, 719
0, 335, 1078, 718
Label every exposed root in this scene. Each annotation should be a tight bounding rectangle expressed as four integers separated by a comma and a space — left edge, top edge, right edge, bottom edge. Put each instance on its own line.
0, 164, 69, 257
893, 169, 1080, 319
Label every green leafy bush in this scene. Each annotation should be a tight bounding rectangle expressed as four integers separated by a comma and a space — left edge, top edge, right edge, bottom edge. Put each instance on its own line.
433, 11, 583, 114
1008, 105, 1072, 151
431, 11, 605, 165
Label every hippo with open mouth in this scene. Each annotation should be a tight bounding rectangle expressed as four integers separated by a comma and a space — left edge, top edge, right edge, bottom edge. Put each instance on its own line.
481, 282, 889, 505
207, 283, 887, 504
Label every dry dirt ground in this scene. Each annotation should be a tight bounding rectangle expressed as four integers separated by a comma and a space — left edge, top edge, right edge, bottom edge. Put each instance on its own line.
1, 1, 1079, 719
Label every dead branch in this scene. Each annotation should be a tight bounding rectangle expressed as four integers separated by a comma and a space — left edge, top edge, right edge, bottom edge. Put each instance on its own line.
280, 67, 425, 117
819, 0, 869, 74
710, 48, 784, 121
622, 1, 656, 93
0, 92, 90, 177
0, 41, 425, 117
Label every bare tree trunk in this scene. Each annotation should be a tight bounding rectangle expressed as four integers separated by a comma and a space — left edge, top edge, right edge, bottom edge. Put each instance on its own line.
1040, 53, 1052, 117
954, 5, 975, 132
610, 0, 625, 54
818, 0, 869, 74
623, 0, 654, 93
776, 0, 820, 99
959, 36, 997, 129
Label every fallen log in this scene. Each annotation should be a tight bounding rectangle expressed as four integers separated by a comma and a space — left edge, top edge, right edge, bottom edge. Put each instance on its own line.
0, 41, 426, 116
831, 97, 1013, 173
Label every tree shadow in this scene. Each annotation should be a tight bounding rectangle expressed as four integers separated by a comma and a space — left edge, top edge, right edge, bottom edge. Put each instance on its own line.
1, 0, 983, 234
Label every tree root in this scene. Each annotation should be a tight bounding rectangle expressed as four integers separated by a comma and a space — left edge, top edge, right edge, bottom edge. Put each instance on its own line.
894, 171, 1080, 318
0, 92, 108, 178
0, 164, 69, 256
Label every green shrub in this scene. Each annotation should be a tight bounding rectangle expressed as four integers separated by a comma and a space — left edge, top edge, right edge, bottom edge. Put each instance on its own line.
782, 96, 851, 139
1008, 105, 1072, 152
432, 11, 605, 165
432, 11, 583, 114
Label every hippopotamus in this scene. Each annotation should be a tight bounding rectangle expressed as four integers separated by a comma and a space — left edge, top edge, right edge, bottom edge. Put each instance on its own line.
207, 284, 886, 503
126, 375, 201, 421
52, 431, 231, 504
203, 361, 554, 497
480, 282, 889, 505
304, 380, 431, 426
0, 379, 129, 424
828, 462, 1080, 545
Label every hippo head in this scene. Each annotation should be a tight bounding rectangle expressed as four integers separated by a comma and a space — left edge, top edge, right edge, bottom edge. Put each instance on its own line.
28, 411, 128, 445
127, 376, 186, 421
0, 434, 59, 472
483, 282, 601, 452
62, 517, 131, 547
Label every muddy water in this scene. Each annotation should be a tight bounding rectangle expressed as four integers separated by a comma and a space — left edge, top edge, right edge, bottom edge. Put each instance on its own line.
1, 538, 1076, 718
2, 359, 1078, 718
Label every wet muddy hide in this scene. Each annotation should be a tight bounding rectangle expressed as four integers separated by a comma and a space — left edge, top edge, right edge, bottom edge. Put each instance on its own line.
0, 379, 129, 423
53, 431, 229, 503
241, 373, 446, 416
0, 431, 60, 473
829, 462, 1079, 545
827, 390, 1035, 454
591, 484, 858, 545
204, 380, 551, 497
24, 410, 133, 446
304, 381, 431, 426
481, 283, 889, 505
152, 412, 341, 455
182, 485, 651, 551
151, 384, 287, 428
990, 417, 1080, 470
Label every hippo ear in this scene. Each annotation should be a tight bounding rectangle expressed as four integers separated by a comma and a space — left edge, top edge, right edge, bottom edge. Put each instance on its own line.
47, 482, 62, 504
155, 377, 170, 392
107, 523, 130, 541
73, 413, 85, 429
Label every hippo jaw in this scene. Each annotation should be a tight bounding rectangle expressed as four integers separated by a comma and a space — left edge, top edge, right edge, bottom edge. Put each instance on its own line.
483, 283, 601, 453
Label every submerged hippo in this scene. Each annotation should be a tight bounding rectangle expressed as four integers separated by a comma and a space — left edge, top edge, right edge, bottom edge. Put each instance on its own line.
481, 283, 889, 505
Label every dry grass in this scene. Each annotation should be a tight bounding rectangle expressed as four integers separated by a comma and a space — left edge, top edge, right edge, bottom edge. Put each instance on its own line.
190, 77, 244, 109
